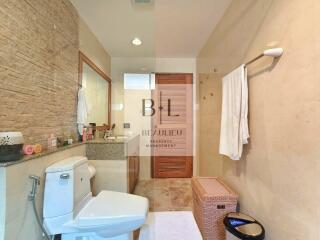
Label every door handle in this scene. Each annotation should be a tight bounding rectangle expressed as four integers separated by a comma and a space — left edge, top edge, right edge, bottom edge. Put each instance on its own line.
159, 91, 162, 124
60, 173, 70, 180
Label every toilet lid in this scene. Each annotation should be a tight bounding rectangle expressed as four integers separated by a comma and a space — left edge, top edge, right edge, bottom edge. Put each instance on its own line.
75, 191, 149, 228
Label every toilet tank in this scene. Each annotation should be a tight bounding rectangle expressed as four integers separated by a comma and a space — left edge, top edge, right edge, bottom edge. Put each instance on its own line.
43, 156, 91, 219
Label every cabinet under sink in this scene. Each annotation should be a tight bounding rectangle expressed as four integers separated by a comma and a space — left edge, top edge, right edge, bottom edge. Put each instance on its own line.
86, 135, 140, 194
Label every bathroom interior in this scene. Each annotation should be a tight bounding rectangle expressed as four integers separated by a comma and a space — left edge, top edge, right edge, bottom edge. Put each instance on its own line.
0, 0, 319, 239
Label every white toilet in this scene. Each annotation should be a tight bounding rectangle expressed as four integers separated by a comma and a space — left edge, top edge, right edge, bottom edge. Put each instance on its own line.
43, 156, 149, 240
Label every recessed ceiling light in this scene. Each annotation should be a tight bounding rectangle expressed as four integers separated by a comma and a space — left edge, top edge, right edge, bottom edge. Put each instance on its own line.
132, 38, 142, 46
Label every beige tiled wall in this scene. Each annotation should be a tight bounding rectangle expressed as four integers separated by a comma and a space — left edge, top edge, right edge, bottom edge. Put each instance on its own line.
197, 0, 320, 239
2, 145, 86, 240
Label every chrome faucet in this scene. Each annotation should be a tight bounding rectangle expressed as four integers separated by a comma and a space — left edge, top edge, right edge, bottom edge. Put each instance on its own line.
103, 123, 116, 139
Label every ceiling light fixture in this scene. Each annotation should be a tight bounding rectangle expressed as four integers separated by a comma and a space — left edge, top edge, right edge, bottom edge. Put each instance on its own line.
133, 0, 153, 3
132, 38, 142, 46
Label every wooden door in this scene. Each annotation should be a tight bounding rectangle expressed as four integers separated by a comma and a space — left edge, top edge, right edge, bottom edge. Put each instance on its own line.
151, 73, 193, 178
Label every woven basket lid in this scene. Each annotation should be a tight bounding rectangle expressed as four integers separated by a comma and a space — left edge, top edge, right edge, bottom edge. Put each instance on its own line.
192, 177, 238, 201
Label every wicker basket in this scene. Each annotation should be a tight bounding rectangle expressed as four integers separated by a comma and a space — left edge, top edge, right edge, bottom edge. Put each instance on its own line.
192, 177, 238, 240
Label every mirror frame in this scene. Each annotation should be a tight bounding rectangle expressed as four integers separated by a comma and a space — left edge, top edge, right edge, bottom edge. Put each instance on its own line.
78, 51, 111, 128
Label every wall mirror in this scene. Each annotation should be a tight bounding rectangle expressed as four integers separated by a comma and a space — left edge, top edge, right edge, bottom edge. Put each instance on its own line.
78, 52, 111, 128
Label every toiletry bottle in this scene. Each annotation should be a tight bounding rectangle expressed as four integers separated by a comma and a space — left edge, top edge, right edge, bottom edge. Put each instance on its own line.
82, 127, 87, 143
94, 129, 100, 140
88, 126, 93, 140
47, 135, 52, 150
51, 134, 57, 149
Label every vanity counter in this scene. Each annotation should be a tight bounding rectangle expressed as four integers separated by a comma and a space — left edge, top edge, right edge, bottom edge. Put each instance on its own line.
86, 135, 140, 160
86, 135, 140, 194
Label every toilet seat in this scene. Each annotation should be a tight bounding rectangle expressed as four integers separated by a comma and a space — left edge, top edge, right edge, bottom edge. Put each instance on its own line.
75, 191, 149, 229
44, 157, 149, 240
60, 191, 148, 239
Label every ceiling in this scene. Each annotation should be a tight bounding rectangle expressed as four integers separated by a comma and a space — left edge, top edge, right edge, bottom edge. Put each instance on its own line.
70, 0, 232, 58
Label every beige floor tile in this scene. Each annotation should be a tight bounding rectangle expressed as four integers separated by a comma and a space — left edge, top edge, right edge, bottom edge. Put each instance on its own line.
134, 178, 193, 212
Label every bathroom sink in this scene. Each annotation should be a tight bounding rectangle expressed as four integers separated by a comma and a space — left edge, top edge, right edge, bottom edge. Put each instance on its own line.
116, 135, 129, 140
105, 135, 129, 140
105, 136, 116, 140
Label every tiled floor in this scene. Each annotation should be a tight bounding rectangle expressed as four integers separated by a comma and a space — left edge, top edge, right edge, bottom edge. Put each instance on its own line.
134, 178, 193, 212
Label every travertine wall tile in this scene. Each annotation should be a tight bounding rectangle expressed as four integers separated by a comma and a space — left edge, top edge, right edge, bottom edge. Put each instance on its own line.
197, 0, 320, 239
0, 0, 79, 145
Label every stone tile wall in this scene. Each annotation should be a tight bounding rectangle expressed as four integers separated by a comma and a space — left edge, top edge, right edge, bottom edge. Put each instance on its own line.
0, 0, 79, 145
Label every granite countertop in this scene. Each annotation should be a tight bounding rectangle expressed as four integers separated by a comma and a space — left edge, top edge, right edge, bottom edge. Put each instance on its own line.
87, 135, 139, 144
0, 142, 84, 167
86, 135, 140, 160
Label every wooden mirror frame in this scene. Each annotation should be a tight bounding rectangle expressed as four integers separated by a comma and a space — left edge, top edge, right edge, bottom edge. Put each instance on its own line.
78, 51, 112, 128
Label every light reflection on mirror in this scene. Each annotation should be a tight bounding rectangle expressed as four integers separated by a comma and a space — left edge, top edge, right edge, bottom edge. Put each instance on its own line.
83, 63, 109, 126
79, 52, 111, 128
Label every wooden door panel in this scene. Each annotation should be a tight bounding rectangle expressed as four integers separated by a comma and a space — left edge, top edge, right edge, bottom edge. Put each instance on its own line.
152, 73, 193, 178
153, 156, 193, 178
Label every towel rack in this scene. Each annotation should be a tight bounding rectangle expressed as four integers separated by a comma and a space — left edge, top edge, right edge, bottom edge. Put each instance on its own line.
245, 48, 283, 66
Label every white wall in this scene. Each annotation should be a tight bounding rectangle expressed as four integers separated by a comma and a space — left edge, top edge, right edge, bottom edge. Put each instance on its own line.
111, 57, 199, 178
90, 160, 128, 194
0, 168, 5, 240
79, 17, 111, 76
111, 58, 156, 136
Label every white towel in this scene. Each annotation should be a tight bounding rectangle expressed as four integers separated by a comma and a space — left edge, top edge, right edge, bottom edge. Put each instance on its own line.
77, 87, 88, 135
219, 64, 249, 160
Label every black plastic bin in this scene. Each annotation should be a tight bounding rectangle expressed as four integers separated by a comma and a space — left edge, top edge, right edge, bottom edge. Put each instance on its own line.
224, 212, 265, 240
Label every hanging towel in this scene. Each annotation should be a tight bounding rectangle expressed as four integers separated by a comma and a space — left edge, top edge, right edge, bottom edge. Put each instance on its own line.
219, 64, 249, 160
77, 87, 88, 135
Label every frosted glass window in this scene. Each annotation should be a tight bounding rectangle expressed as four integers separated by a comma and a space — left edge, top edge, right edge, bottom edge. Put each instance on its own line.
124, 73, 155, 90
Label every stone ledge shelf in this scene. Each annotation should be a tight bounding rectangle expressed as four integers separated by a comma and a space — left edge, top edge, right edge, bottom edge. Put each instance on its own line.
0, 142, 85, 167
0, 134, 140, 168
